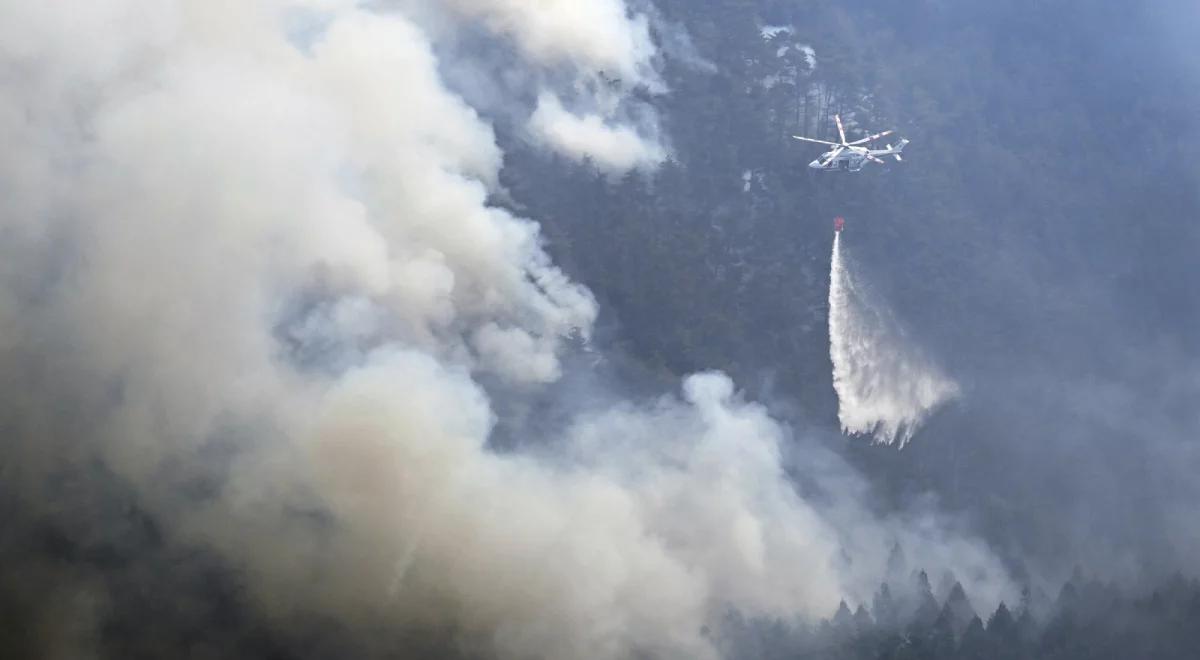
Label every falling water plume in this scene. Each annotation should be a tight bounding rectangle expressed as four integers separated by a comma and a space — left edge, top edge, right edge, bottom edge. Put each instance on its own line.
828, 232, 960, 446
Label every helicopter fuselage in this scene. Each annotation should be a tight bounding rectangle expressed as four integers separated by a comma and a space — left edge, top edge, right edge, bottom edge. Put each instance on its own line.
809, 148, 871, 172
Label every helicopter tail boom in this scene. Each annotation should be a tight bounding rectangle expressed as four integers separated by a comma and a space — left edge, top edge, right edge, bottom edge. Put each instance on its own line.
881, 138, 909, 161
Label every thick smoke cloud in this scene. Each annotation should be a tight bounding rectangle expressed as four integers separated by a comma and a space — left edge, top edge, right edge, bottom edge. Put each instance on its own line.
0, 1, 1011, 657
529, 92, 667, 173
439, 0, 659, 86
394, 0, 668, 173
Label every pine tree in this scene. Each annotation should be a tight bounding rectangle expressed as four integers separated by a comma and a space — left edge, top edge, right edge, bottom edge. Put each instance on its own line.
941, 582, 978, 637
1015, 607, 1038, 648
909, 570, 941, 633
958, 615, 987, 660
927, 606, 957, 660
831, 599, 855, 640
986, 601, 1016, 639
873, 582, 897, 630
853, 604, 874, 634
985, 602, 1021, 660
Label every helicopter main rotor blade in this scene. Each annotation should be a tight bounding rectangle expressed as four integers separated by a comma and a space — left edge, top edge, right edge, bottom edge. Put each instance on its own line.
834, 114, 847, 144
792, 135, 842, 147
847, 130, 894, 146
865, 153, 886, 164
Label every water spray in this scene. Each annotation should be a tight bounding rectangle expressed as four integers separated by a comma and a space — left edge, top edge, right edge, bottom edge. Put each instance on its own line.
828, 221, 959, 446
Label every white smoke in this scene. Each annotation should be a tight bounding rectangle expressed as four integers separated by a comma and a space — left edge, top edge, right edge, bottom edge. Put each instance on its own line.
0, 1, 1009, 657
529, 92, 667, 173
395, 0, 668, 173
438, 0, 660, 87
829, 233, 961, 446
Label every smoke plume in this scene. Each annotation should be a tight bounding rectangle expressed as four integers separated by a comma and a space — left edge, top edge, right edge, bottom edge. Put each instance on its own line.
529, 92, 667, 173
394, 0, 668, 173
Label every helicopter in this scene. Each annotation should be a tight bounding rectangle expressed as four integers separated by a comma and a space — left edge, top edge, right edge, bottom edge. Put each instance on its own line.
793, 115, 908, 172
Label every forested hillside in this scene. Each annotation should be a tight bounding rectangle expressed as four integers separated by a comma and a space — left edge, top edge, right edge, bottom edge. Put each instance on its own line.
501, 0, 1200, 586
